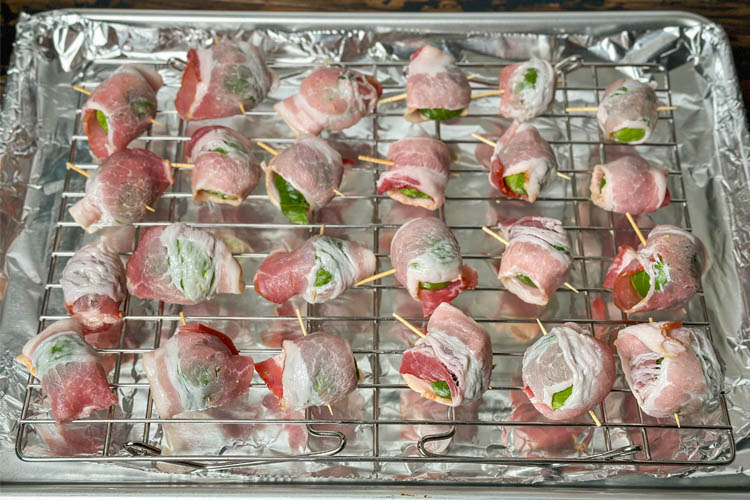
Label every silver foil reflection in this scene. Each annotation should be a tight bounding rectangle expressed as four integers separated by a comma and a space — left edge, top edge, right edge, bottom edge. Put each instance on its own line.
0, 10, 749, 487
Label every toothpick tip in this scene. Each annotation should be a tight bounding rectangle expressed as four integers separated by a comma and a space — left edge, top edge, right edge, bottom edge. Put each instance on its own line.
536, 318, 548, 336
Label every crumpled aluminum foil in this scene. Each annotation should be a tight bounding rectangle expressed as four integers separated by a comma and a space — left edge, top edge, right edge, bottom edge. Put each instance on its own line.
0, 9, 748, 488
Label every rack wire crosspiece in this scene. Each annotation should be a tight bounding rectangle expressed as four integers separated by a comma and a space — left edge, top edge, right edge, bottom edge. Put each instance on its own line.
15, 55, 735, 472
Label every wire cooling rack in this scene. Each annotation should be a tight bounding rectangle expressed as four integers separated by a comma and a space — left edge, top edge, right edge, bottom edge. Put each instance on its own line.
14, 52, 735, 473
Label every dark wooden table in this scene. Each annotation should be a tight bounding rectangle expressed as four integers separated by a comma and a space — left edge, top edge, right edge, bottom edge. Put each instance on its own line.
2, 1, 749, 113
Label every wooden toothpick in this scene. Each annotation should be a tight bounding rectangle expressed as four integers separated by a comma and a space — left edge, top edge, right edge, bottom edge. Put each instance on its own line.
471, 89, 504, 99
471, 133, 497, 148
392, 312, 426, 338
625, 212, 648, 247
536, 318, 548, 336
354, 268, 396, 287
66, 162, 91, 178
144, 204, 156, 213
319, 224, 325, 235
239, 102, 246, 116
358, 155, 395, 166
170, 162, 194, 169
295, 308, 308, 337
179, 311, 187, 326
333, 189, 346, 197
564, 282, 580, 294
256, 141, 279, 156
674, 412, 681, 428
377, 92, 407, 105
481, 226, 509, 246
589, 410, 602, 427
556, 172, 572, 180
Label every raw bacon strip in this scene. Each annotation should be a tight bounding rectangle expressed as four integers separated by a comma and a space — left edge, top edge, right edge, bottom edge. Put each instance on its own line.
175, 41, 276, 121
126, 222, 244, 305
275, 67, 381, 135
590, 154, 669, 214
603, 225, 703, 313
17, 318, 117, 423
522, 323, 615, 421
256, 332, 358, 411
405, 46, 471, 123
390, 216, 477, 316
69, 149, 173, 233
489, 121, 556, 202
498, 58, 556, 121
142, 323, 254, 419
253, 235, 376, 304
597, 78, 659, 144
498, 216, 572, 306
185, 125, 260, 206
61, 238, 126, 331
376, 135, 451, 211
81, 64, 163, 160
400, 303, 493, 407
614, 321, 722, 418
264, 135, 343, 224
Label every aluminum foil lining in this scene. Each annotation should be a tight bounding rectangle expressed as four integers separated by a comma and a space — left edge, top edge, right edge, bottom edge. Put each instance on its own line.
1, 10, 749, 486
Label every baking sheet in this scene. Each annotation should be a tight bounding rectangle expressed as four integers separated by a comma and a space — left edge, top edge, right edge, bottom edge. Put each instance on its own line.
0, 9, 748, 491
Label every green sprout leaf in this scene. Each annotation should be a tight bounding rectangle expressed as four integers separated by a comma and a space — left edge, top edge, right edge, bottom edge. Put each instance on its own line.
504, 172, 527, 195
611, 127, 646, 144
600, 174, 606, 191
419, 281, 450, 290
399, 187, 431, 199
552, 385, 573, 410
630, 270, 651, 298
517, 274, 537, 288
315, 266, 333, 287
431, 381, 452, 400
204, 189, 238, 201
96, 110, 108, 133
656, 357, 664, 365
130, 99, 154, 118
211, 147, 229, 155
515, 67, 539, 93
274, 174, 310, 225
418, 108, 464, 121
550, 244, 569, 254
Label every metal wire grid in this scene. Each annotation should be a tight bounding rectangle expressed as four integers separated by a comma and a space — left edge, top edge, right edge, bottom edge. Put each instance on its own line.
14, 54, 735, 472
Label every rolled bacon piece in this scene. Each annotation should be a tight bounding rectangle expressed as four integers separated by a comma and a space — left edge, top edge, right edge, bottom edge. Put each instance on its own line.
185, 125, 260, 206
405, 45, 471, 123
376, 134, 451, 211
175, 41, 276, 121
142, 323, 254, 419
61, 239, 126, 331
489, 121, 556, 203
497, 216, 572, 306
69, 149, 173, 233
603, 225, 703, 314
390, 217, 478, 317
264, 134, 343, 225
522, 323, 616, 421
256, 332, 358, 411
614, 321, 722, 418
126, 222, 245, 305
17, 318, 118, 423
590, 154, 670, 214
275, 67, 381, 135
498, 58, 556, 121
400, 303, 493, 407
597, 78, 659, 145
81, 64, 163, 160
253, 235, 376, 304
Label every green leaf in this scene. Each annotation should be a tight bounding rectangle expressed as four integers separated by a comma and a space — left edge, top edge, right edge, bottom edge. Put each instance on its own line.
96, 110, 108, 133
419, 281, 450, 290
399, 187, 431, 200
274, 174, 310, 225
431, 381, 452, 400
211, 147, 229, 155
653, 258, 668, 291
204, 189, 238, 201
550, 244, 569, 254
418, 108, 464, 121
224, 70, 251, 96
611, 86, 628, 98
315, 266, 333, 287
514, 67, 539, 94
504, 173, 527, 195
630, 270, 651, 298
552, 385, 573, 410
49, 340, 74, 363
611, 127, 646, 144
656, 357, 664, 365
130, 99, 154, 118
168, 238, 215, 302
312, 371, 327, 395
600, 174, 606, 191
517, 274, 537, 288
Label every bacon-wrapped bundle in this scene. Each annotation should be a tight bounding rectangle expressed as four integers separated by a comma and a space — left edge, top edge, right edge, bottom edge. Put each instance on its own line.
17, 318, 118, 423
497, 216, 572, 306
400, 303, 492, 407
614, 321, 722, 418
264, 135, 343, 225
376, 134, 451, 211
405, 46, 471, 123
175, 41, 276, 121
81, 64, 163, 160
142, 323, 254, 418
126, 222, 244, 305
256, 332, 358, 411
61, 239, 126, 331
390, 217, 477, 316
589, 154, 670, 214
275, 67, 381, 135
253, 235, 375, 304
69, 149, 173, 233
603, 225, 703, 314
185, 125, 260, 206
489, 121, 556, 202
597, 78, 659, 145
522, 323, 615, 421
498, 58, 556, 121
